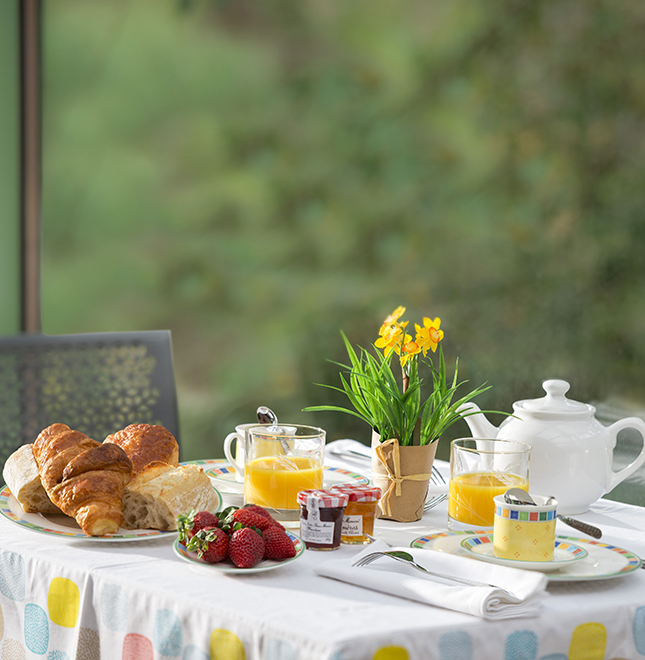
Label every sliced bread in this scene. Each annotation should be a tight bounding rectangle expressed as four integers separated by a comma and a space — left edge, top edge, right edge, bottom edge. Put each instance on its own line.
121, 463, 218, 530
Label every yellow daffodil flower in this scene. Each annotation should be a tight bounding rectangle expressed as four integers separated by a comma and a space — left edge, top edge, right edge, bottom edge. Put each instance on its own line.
379, 307, 408, 337
415, 317, 444, 355
378, 320, 409, 339
399, 339, 421, 367
392, 332, 413, 355
383, 306, 406, 327
376, 307, 411, 357
375, 323, 405, 357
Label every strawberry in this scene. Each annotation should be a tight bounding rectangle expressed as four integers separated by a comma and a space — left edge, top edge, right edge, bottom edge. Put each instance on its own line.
228, 527, 265, 568
192, 511, 219, 534
188, 526, 229, 564
262, 527, 296, 560
241, 504, 273, 518
177, 509, 219, 543
240, 505, 285, 530
232, 508, 274, 531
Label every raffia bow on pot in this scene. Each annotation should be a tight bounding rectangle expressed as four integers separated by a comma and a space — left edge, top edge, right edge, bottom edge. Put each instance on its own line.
372, 437, 437, 522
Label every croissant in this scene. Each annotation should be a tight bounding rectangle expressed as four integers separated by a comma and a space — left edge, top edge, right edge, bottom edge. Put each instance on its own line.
104, 423, 179, 474
33, 423, 133, 536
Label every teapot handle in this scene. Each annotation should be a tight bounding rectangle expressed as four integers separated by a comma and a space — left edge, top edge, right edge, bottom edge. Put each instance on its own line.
607, 417, 645, 492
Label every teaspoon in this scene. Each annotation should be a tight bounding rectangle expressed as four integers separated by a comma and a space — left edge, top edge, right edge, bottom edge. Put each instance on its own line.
256, 406, 278, 425
504, 488, 602, 539
256, 406, 292, 454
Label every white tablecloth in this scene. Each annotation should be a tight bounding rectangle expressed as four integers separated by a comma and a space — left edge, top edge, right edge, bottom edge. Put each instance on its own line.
1, 460, 645, 660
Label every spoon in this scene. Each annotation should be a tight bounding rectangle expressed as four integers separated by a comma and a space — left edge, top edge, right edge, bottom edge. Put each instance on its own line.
256, 406, 278, 425
256, 406, 292, 454
504, 488, 602, 539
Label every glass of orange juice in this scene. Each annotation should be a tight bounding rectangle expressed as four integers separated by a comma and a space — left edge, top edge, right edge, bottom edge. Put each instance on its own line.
243, 424, 325, 522
448, 438, 531, 530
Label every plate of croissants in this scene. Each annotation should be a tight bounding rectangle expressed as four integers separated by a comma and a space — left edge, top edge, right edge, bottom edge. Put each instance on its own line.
1, 422, 221, 541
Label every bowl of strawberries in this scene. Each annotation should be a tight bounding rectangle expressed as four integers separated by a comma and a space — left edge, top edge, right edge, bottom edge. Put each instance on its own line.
175, 504, 304, 573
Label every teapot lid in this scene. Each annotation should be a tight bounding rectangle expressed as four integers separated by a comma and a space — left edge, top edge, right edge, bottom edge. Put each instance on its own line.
516, 379, 594, 418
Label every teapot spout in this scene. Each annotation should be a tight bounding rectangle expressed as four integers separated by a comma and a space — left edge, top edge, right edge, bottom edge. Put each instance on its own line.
458, 402, 499, 439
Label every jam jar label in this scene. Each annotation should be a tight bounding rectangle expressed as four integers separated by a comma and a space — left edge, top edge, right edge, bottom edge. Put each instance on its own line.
300, 496, 335, 545
341, 514, 363, 537
300, 519, 335, 544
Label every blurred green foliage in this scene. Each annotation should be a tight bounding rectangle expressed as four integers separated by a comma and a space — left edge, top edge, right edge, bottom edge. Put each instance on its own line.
41, 0, 645, 465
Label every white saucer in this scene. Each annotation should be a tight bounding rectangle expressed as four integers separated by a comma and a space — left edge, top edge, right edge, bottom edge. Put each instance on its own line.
460, 534, 588, 572
411, 531, 642, 581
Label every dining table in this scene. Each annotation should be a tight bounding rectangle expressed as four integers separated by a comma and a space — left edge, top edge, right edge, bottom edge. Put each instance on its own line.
1, 447, 645, 660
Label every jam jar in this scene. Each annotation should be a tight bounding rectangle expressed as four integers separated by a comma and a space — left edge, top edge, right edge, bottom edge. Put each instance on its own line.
297, 489, 348, 551
331, 485, 382, 544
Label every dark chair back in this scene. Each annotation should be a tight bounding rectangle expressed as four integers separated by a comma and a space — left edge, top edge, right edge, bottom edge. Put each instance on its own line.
0, 330, 180, 469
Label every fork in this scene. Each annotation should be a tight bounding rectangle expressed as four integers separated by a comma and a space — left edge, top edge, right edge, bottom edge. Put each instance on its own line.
353, 550, 512, 594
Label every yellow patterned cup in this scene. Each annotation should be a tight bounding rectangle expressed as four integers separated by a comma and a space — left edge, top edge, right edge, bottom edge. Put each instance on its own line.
493, 493, 557, 561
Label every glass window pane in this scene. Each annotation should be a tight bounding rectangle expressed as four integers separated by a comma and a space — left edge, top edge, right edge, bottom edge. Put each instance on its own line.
42, 0, 645, 503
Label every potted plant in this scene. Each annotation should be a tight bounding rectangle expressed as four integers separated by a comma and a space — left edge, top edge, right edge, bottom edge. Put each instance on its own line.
305, 306, 492, 522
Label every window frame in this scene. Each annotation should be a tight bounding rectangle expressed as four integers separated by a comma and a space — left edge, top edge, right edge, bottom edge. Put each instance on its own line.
0, 0, 42, 335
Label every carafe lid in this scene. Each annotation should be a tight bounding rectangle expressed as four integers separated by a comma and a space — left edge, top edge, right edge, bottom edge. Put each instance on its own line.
516, 379, 594, 418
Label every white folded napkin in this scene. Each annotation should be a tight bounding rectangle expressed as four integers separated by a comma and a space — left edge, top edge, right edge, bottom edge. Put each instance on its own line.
315, 540, 548, 620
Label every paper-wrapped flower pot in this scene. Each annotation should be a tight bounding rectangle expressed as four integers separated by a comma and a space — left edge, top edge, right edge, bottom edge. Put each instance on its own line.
371, 433, 437, 522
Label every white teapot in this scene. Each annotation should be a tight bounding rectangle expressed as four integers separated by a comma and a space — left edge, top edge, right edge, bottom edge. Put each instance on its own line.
459, 379, 645, 514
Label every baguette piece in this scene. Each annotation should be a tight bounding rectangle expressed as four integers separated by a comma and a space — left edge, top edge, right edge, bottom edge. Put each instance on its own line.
33, 424, 134, 536
122, 463, 218, 530
2, 444, 61, 514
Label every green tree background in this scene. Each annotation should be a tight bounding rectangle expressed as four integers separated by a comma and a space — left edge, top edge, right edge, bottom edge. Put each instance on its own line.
41, 0, 645, 478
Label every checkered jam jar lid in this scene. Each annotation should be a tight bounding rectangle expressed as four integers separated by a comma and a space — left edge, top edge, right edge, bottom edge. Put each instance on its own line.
329, 485, 382, 502
296, 489, 349, 508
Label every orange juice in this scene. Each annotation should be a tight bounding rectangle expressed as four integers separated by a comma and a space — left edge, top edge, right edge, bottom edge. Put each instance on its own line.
244, 455, 323, 510
448, 471, 529, 527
